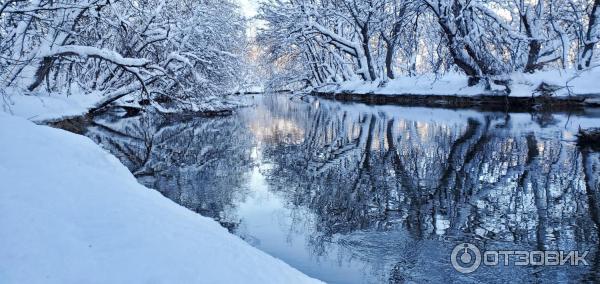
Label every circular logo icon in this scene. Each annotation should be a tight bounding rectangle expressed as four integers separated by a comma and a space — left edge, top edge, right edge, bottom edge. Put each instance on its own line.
451, 243, 482, 273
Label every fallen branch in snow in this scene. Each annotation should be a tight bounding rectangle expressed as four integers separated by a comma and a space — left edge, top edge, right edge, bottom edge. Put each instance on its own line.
88, 80, 154, 114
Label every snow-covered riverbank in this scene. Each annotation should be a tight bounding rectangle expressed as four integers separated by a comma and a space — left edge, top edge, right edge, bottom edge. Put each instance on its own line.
0, 113, 320, 284
315, 69, 600, 106
0, 89, 253, 124
0, 90, 105, 123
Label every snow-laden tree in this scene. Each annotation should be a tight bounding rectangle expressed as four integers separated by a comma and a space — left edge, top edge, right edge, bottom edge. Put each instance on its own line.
579, 0, 600, 69
258, 0, 381, 88
257, 0, 600, 89
0, 0, 246, 110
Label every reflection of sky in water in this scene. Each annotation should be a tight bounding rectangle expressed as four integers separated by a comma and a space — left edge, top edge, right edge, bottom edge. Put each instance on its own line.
236, 145, 371, 283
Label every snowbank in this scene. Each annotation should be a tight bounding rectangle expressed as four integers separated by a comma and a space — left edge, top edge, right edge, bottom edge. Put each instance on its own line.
0, 113, 320, 284
0, 89, 104, 123
0, 89, 255, 123
319, 68, 600, 98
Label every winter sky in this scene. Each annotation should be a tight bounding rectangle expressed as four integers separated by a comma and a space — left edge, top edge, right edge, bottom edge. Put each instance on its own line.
237, 0, 263, 37
238, 0, 259, 18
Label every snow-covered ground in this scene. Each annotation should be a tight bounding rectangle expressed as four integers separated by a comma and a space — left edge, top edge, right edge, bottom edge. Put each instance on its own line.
0, 88, 255, 123
0, 113, 321, 284
0, 89, 105, 123
318, 68, 600, 98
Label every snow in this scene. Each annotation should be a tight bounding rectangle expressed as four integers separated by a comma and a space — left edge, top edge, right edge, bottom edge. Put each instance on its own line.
318, 68, 600, 98
1, 89, 105, 123
42, 45, 151, 67
0, 113, 321, 284
0, 89, 255, 123
509, 68, 600, 96
327, 73, 486, 96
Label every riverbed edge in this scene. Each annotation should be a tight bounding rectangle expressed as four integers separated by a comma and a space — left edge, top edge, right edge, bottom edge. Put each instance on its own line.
311, 91, 600, 112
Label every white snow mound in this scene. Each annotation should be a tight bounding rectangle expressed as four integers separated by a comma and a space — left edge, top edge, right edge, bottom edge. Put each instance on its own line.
0, 113, 321, 284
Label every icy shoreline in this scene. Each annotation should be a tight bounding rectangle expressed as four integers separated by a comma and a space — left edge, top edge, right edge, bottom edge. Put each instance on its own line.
0, 113, 320, 284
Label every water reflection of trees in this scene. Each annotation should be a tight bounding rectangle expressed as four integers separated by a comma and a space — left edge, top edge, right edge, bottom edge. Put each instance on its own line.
258, 96, 600, 282
86, 110, 254, 228
83, 97, 600, 283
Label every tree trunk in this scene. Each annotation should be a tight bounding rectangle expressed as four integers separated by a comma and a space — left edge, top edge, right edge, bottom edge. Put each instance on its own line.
383, 21, 403, 80
522, 13, 542, 73
384, 38, 395, 79
579, 0, 600, 69
438, 21, 481, 85
28, 57, 54, 91
360, 26, 377, 81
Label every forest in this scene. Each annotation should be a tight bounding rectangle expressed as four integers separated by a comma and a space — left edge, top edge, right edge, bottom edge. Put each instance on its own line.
258, 0, 600, 91
0, 0, 246, 110
2, 0, 599, 107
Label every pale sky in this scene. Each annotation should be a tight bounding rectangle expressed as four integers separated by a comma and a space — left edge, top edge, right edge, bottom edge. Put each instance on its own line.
237, 0, 264, 37
237, 0, 260, 18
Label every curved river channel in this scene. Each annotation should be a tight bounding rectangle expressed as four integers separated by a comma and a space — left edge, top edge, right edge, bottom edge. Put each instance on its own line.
83, 94, 600, 283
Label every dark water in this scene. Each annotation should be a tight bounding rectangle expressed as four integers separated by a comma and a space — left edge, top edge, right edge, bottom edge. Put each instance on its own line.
85, 95, 600, 283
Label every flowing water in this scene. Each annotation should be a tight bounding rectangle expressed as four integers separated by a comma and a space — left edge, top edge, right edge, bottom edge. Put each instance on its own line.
84, 95, 600, 283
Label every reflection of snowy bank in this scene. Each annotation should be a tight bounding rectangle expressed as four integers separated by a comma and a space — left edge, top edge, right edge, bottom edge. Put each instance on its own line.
315, 98, 600, 140
0, 114, 320, 284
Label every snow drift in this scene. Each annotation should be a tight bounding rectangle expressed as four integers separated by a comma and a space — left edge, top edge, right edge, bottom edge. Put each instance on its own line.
0, 113, 320, 284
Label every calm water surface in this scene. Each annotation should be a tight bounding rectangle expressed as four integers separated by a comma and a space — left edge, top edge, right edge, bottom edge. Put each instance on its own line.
85, 95, 600, 283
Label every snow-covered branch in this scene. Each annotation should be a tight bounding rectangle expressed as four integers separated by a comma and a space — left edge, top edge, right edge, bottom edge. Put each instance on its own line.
257, 0, 599, 89
0, 0, 247, 110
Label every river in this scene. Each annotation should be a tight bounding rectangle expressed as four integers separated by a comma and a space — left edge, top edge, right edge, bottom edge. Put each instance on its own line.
82, 94, 600, 283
